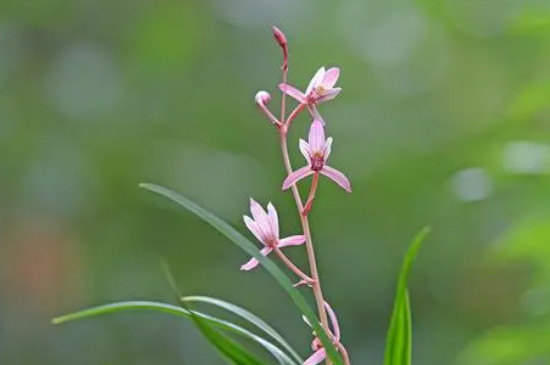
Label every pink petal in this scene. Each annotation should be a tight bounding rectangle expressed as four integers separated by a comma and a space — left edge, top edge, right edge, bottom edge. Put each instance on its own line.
249, 198, 271, 239
279, 83, 306, 103
317, 87, 341, 104
243, 215, 264, 244
324, 137, 333, 161
324, 301, 340, 341
308, 119, 326, 153
307, 106, 325, 124
249, 198, 264, 222
278, 235, 306, 248
321, 67, 340, 89
299, 139, 312, 163
304, 349, 327, 365
282, 166, 314, 190
320, 165, 352, 193
240, 247, 272, 271
306, 67, 326, 95
266, 202, 279, 239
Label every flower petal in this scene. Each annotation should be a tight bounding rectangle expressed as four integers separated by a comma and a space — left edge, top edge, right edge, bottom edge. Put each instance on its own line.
321, 67, 340, 89
282, 166, 314, 190
267, 202, 279, 239
324, 137, 333, 161
278, 235, 306, 248
320, 165, 352, 193
306, 67, 325, 95
240, 247, 272, 271
299, 139, 312, 163
279, 83, 306, 103
304, 348, 327, 365
308, 119, 326, 153
249, 198, 263, 222
324, 301, 341, 341
244, 215, 264, 244
307, 106, 325, 124
249, 198, 271, 239
317, 87, 341, 104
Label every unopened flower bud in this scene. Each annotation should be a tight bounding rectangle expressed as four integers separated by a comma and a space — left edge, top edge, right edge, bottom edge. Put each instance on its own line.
255, 90, 271, 106
272, 26, 287, 49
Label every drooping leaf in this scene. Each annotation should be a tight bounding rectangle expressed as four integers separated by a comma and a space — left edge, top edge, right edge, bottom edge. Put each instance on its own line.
139, 183, 342, 364
384, 227, 430, 365
170, 261, 290, 365
181, 299, 268, 365
184, 295, 303, 364
53, 301, 295, 365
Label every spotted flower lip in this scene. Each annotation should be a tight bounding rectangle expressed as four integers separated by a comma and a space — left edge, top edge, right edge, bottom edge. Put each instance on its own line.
279, 67, 341, 121
303, 301, 341, 365
240, 199, 306, 271
282, 120, 351, 193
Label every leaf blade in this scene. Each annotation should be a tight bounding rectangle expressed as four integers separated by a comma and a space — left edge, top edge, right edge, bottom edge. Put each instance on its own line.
53, 300, 295, 365
184, 295, 303, 364
384, 227, 430, 365
140, 182, 342, 364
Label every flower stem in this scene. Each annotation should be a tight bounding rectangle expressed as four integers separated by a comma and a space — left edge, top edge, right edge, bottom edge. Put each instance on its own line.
335, 342, 351, 365
272, 246, 314, 284
303, 172, 319, 216
284, 103, 306, 130
281, 64, 288, 126
258, 103, 282, 127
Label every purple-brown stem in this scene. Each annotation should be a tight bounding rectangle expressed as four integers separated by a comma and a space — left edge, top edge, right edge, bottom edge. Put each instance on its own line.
274, 27, 346, 365
272, 246, 314, 285
303, 172, 319, 216
283, 103, 306, 132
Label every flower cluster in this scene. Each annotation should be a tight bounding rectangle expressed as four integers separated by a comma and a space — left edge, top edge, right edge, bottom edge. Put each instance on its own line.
241, 27, 352, 365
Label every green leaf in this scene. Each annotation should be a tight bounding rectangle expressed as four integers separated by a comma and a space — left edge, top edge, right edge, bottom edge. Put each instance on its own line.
183, 295, 303, 364
162, 260, 297, 365
53, 301, 295, 365
384, 227, 430, 365
181, 300, 268, 365
139, 183, 342, 364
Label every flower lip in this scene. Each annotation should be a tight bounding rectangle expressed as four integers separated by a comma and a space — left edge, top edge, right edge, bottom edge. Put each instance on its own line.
311, 154, 324, 172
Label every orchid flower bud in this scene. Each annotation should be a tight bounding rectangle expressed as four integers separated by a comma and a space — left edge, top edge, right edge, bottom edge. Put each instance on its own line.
255, 90, 271, 106
272, 26, 287, 49
272, 26, 288, 71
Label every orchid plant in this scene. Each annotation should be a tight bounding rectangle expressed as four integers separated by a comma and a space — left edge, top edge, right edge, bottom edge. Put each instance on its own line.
53, 27, 429, 365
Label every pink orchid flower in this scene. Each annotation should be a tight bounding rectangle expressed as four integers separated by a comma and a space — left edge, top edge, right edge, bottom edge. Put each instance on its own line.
282, 119, 351, 193
303, 302, 341, 365
279, 67, 341, 121
241, 199, 306, 271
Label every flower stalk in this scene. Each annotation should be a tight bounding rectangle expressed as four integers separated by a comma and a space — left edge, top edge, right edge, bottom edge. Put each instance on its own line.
243, 26, 352, 365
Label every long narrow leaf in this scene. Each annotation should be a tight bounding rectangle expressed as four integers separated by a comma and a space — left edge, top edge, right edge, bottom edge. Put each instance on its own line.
140, 183, 342, 364
53, 301, 294, 365
183, 301, 267, 365
184, 295, 303, 364
384, 227, 430, 365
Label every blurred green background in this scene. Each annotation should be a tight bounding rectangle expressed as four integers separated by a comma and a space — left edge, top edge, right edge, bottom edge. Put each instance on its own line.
2, 0, 550, 364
